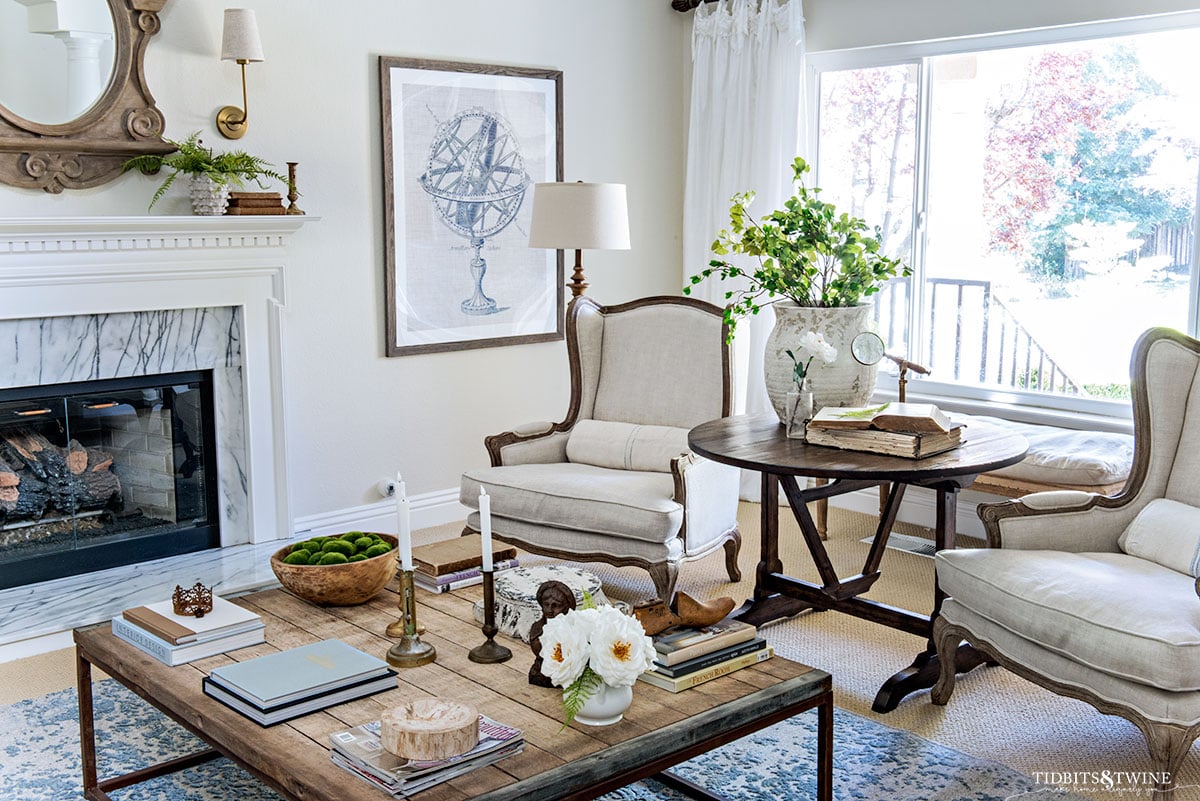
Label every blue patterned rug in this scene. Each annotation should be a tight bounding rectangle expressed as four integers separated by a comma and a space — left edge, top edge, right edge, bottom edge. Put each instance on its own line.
0, 680, 1084, 800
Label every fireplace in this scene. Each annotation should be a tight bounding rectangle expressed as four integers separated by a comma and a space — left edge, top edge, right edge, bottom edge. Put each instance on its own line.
0, 371, 220, 588
0, 216, 308, 590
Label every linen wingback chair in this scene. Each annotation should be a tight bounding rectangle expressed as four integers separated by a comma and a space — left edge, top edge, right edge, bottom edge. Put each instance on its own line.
460, 295, 741, 602
932, 327, 1200, 800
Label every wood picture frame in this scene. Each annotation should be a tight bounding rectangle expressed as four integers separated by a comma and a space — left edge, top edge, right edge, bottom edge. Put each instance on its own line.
380, 57, 564, 357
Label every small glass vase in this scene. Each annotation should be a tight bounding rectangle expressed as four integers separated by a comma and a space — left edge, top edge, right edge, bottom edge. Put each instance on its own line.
569, 682, 633, 726
785, 387, 813, 440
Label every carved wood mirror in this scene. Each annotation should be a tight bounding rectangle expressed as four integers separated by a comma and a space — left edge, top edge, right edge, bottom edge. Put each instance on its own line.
0, 0, 172, 193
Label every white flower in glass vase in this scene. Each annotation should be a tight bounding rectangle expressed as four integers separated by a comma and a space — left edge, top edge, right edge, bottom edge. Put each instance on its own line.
785, 330, 838, 393
539, 602, 656, 725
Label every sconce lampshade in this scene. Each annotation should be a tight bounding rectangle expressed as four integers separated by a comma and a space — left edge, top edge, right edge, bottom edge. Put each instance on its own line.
528, 182, 631, 251
220, 9, 264, 62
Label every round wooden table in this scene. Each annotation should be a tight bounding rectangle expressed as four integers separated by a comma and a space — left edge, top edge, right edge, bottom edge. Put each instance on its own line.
689, 413, 1028, 712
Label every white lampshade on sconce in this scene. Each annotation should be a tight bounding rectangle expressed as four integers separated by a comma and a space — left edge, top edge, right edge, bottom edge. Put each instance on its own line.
529, 182, 631, 298
215, 8, 264, 140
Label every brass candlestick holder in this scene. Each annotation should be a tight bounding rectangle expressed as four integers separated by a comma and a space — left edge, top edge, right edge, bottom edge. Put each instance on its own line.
385, 570, 436, 668
285, 161, 305, 215
468, 569, 511, 663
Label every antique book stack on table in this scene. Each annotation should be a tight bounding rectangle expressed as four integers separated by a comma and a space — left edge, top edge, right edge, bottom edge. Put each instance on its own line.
330, 714, 525, 797
638, 618, 772, 692
113, 594, 265, 666
805, 402, 964, 458
411, 532, 518, 593
202, 638, 397, 726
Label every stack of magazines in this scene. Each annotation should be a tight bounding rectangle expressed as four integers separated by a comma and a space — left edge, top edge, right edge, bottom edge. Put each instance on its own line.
330, 716, 524, 797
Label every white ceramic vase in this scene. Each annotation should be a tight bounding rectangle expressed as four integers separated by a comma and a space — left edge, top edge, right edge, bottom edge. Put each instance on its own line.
764, 302, 878, 420
571, 682, 633, 726
188, 174, 231, 216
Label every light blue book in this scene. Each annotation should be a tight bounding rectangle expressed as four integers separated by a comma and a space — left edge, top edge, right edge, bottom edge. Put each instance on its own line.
208, 639, 391, 707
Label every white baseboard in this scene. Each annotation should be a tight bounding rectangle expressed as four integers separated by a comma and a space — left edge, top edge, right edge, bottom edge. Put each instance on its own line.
291, 488, 467, 539
830, 485, 994, 539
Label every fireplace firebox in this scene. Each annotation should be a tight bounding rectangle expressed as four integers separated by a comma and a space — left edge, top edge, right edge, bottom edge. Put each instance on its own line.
0, 370, 219, 589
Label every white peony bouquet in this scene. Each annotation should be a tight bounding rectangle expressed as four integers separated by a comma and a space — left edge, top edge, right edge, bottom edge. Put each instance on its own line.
539, 602, 656, 724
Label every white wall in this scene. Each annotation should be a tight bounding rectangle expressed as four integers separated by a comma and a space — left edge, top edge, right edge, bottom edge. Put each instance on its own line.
806, 0, 1200, 51
0, 1, 692, 526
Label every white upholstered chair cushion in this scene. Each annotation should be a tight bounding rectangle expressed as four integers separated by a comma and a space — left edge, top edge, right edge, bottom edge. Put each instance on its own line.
461, 463, 681, 545
565, 420, 690, 473
1118, 498, 1200, 577
958, 415, 1133, 485
936, 548, 1200, 692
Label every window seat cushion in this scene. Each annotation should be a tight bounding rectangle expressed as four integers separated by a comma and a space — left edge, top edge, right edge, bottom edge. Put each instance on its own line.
955, 414, 1133, 487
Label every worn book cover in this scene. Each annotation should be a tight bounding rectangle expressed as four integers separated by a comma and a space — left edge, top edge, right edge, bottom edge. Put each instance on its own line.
808, 402, 952, 434
412, 533, 517, 575
652, 618, 757, 666
805, 424, 964, 459
122, 595, 261, 645
207, 639, 390, 707
638, 647, 774, 692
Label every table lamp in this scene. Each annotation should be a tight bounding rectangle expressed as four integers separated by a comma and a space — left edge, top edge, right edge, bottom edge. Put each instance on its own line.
528, 181, 630, 298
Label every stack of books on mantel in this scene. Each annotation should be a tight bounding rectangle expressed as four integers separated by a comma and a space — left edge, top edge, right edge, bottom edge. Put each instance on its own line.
202, 639, 397, 726
411, 533, 518, 593
637, 618, 772, 692
112, 594, 265, 666
330, 715, 524, 797
805, 402, 964, 459
224, 191, 286, 215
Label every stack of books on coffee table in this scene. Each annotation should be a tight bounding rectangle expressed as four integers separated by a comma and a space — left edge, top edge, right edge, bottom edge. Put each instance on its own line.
202, 639, 397, 726
638, 618, 772, 692
330, 714, 524, 797
412, 533, 519, 593
112, 595, 265, 666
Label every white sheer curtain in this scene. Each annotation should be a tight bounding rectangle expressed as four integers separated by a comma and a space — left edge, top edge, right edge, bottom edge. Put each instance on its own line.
682, 0, 806, 498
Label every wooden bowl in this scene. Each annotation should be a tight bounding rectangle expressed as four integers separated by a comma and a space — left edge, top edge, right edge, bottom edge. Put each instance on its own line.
270, 533, 398, 606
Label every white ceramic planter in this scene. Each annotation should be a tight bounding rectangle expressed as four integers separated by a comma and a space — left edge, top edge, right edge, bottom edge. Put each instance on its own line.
188, 174, 231, 216
764, 302, 878, 420
571, 682, 633, 726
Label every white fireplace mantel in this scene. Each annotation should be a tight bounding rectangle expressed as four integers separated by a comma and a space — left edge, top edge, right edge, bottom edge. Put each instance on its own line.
0, 216, 314, 546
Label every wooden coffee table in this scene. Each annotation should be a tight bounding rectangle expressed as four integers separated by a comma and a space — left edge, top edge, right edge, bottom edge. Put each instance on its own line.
75, 582, 833, 801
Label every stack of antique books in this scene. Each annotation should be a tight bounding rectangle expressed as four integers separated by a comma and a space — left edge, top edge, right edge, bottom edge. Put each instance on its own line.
112, 594, 264, 666
330, 714, 524, 797
202, 639, 396, 726
637, 618, 772, 692
805, 402, 964, 459
224, 191, 286, 215
411, 533, 518, 593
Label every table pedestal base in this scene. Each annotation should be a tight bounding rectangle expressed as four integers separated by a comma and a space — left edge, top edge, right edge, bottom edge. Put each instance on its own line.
872, 642, 991, 713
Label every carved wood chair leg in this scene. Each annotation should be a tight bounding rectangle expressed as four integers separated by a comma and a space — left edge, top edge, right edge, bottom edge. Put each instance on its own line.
1145, 722, 1199, 800
648, 562, 679, 605
930, 616, 959, 705
723, 529, 742, 583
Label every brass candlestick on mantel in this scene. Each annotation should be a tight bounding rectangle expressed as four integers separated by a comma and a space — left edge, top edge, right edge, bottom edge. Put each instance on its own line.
468, 570, 512, 664
385, 570, 436, 668
285, 162, 305, 215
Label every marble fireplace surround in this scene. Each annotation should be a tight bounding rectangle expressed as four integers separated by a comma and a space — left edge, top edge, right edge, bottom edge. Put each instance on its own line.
0, 217, 308, 549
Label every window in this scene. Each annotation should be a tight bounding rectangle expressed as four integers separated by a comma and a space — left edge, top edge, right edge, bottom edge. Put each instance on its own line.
813, 21, 1200, 417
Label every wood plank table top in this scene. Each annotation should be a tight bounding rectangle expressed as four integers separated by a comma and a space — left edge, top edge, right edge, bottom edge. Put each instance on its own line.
75, 581, 832, 801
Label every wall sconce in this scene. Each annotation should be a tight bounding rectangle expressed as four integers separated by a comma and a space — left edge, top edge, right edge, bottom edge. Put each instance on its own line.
215, 8, 264, 140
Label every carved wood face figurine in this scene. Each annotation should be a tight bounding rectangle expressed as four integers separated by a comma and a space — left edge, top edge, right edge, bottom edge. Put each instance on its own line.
527, 580, 577, 687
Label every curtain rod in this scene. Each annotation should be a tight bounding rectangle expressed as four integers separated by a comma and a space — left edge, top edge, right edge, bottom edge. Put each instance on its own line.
671, 0, 717, 11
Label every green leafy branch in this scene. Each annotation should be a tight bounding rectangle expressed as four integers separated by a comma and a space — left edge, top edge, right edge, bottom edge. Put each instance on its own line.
560, 665, 603, 728
122, 131, 286, 209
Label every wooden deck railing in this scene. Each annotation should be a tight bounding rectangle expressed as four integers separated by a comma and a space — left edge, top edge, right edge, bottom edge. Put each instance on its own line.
871, 277, 1084, 395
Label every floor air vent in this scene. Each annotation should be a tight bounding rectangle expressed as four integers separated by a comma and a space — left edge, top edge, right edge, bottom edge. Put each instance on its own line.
860, 532, 938, 558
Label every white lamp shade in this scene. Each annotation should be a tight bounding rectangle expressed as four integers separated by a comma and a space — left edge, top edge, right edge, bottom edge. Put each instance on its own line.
221, 9, 264, 62
528, 182, 631, 251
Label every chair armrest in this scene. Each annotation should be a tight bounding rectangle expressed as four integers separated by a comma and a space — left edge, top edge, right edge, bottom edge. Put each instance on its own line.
672, 452, 740, 553
484, 422, 569, 467
979, 491, 1131, 552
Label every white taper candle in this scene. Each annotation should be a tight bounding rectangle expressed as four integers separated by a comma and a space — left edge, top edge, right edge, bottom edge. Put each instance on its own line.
397, 471, 412, 571
479, 486, 493, 571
